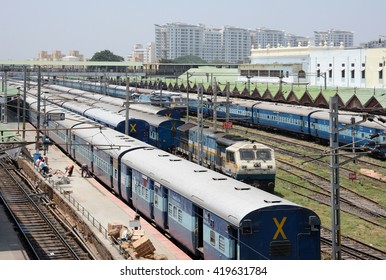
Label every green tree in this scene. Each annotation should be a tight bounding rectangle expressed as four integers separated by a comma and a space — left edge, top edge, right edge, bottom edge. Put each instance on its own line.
159, 55, 208, 64
174, 55, 207, 64
90, 50, 124, 62
88, 50, 125, 71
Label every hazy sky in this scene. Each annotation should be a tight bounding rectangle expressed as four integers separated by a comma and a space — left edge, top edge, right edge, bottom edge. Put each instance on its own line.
1, 0, 385, 60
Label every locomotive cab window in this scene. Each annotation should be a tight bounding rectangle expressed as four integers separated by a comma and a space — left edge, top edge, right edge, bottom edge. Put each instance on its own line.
226, 151, 235, 163
256, 149, 271, 160
239, 149, 255, 160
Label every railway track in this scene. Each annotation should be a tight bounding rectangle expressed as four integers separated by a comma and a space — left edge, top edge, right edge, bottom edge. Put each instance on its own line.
0, 157, 96, 260
277, 160, 386, 223
237, 125, 386, 179
320, 227, 386, 260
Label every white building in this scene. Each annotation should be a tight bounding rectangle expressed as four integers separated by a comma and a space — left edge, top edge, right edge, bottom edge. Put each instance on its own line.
252, 28, 285, 48
314, 29, 354, 47
155, 23, 204, 61
154, 23, 251, 63
129, 43, 156, 63
222, 26, 251, 63
247, 44, 385, 89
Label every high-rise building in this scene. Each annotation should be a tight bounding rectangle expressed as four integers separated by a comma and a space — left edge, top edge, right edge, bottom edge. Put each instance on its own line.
314, 29, 354, 47
202, 27, 223, 62
36, 50, 84, 61
38, 51, 50, 60
52, 50, 63, 61
155, 23, 251, 63
129, 43, 156, 63
155, 23, 204, 61
252, 28, 285, 48
154, 24, 355, 63
222, 26, 251, 64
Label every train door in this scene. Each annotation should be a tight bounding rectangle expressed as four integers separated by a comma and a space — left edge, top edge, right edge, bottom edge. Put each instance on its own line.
194, 205, 203, 255
224, 150, 235, 177
65, 129, 70, 153
112, 158, 119, 196
163, 187, 169, 229
90, 145, 94, 174
71, 133, 76, 159
215, 144, 223, 170
227, 225, 238, 260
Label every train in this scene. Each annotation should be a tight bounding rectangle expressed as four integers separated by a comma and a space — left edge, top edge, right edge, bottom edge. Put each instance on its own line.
24, 85, 276, 193
24, 95, 321, 260
53, 79, 386, 158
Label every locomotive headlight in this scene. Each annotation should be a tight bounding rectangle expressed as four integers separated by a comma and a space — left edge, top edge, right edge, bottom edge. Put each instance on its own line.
254, 162, 261, 167
268, 165, 273, 169
242, 165, 247, 169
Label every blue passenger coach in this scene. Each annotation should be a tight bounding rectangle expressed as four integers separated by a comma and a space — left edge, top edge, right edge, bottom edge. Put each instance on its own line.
121, 147, 320, 260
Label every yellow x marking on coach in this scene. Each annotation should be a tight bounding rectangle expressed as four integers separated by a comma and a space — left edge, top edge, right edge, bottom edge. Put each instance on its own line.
165, 113, 171, 118
171, 123, 176, 130
130, 123, 137, 133
273, 217, 287, 240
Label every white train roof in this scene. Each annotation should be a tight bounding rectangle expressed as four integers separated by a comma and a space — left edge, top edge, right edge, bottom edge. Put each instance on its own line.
122, 147, 297, 226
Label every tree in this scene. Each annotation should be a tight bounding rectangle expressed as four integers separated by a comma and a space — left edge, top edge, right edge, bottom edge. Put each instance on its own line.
88, 50, 125, 72
159, 55, 208, 64
174, 55, 207, 64
90, 50, 124, 62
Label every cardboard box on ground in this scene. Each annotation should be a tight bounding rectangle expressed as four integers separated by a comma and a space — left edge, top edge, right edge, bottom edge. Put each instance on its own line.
107, 221, 167, 260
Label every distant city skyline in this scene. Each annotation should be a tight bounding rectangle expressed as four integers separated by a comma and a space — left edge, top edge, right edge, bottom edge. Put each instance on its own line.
1, 0, 385, 60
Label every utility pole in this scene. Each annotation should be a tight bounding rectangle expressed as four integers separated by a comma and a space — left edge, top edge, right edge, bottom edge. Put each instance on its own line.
2, 69, 8, 124
159, 80, 163, 107
197, 83, 204, 165
125, 78, 130, 135
22, 66, 27, 140
16, 88, 20, 134
36, 66, 41, 154
212, 76, 217, 131
329, 95, 341, 260
225, 82, 230, 133
186, 72, 192, 122
43, 91, 48, 156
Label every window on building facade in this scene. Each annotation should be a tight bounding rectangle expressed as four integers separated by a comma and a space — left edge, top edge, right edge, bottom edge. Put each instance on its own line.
298, 70, 306, 78
351, 70, 355, 79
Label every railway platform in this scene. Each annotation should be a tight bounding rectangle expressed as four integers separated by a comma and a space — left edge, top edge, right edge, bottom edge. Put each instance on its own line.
0, 121, 190, 260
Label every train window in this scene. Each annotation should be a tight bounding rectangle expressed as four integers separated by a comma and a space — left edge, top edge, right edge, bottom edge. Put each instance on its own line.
178, 209, 182, 223
173, 206, 177, 218
239, 149, 255, 160
210, 230, 216, 246
241, 220, 253, 235
256, 150, 272, 160
226, 151, 235, 163
168, 203, 173, 216
154, 195, 158, 207
219, 236, 225, 252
